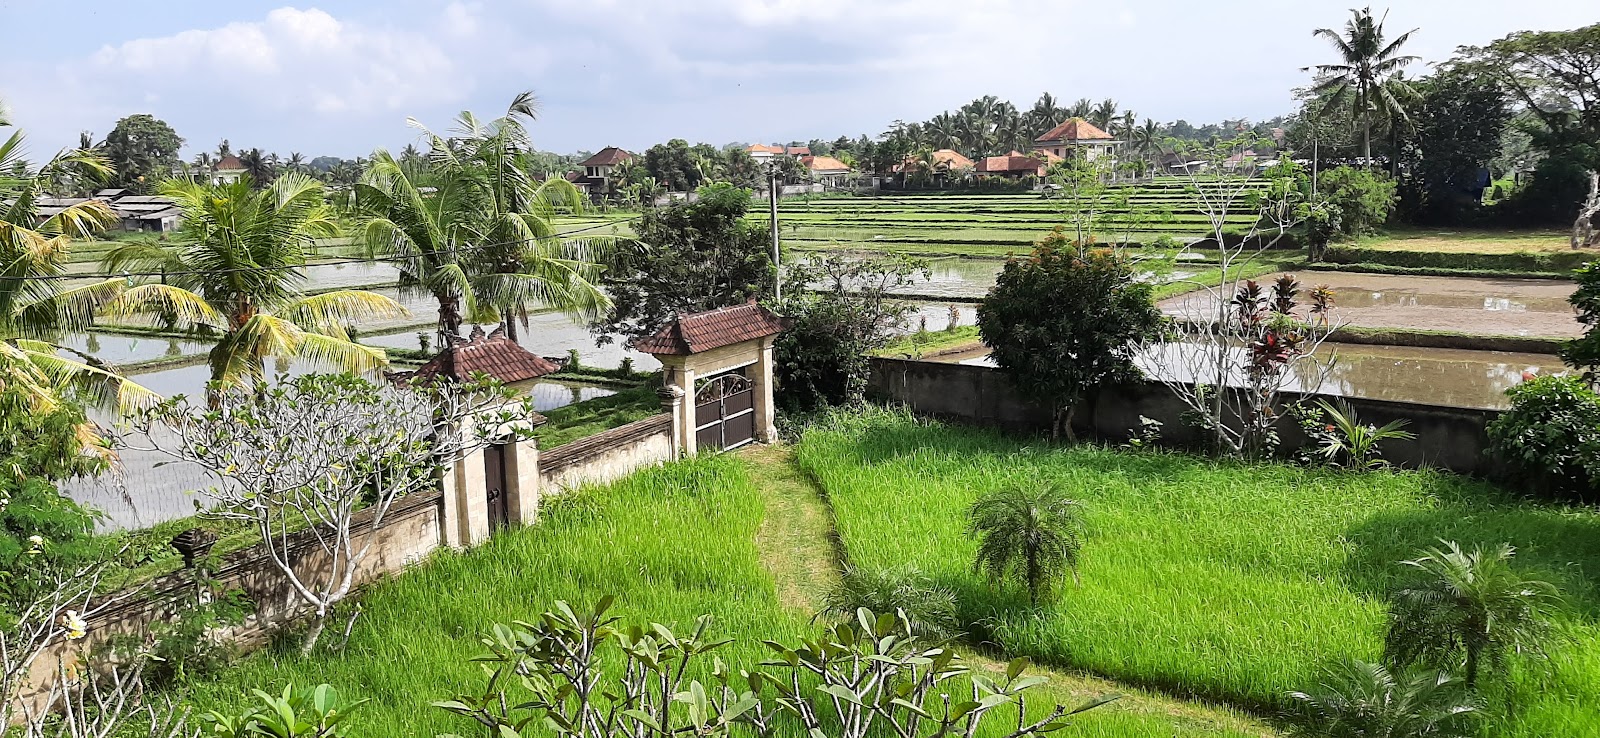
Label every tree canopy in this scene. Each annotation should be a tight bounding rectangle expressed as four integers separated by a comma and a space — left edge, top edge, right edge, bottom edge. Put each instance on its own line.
102, 114, 184, 193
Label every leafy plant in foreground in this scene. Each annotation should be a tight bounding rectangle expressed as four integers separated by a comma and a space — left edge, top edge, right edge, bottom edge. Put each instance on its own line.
435, 597, 1109, 737
1385, 541, 1564, 688
202, 683, 367, 738
966, 482, 1085, 605
1284, 658, 1480, 738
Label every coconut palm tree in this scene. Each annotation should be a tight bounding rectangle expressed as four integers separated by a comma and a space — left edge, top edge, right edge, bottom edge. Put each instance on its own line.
413, 91, 610, 342
1090, 99, 1119, 130
1026, 93, 1066, 138
1068, 98, 1094, 120
1, 113, 158, 418
966, 482, 1085, 605
1305, 6, 1420, 162
928, 113, 961, 151
101, 174, 406, 393
285, 152, 306, 175
1385, 540, 1563, 688
1285, 658, 1481, 738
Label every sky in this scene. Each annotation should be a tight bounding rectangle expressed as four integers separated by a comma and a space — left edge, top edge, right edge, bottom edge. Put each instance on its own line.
1, 1, 1593, 161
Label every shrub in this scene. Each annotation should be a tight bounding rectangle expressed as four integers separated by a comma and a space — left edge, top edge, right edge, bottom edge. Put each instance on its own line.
822, 565, 960, 640
1284, 658, 1481, 738
1318, 166, 1398, 238
978, 228, 1163, 439
1560, 260, 1600, 380
1486, 374, 1600, 496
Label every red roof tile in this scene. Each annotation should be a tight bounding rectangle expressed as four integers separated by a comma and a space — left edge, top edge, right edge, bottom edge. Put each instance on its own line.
746, 143, 784, 154
215, 155, 246, 171
403, 325, 563, 384
801, 155, 851, 172
1034, 118, 1114, 143
785, 145, 811, 156
631, 301, 787, 355
578, 146, 634, 167
976, 152, 1050, 174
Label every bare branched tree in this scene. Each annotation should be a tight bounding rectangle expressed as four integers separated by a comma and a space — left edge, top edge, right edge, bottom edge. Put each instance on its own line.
118, 373, 539, 654
1137, 137, 1343, 457
1574, 171, 1600, 250
3, 559, 193, 738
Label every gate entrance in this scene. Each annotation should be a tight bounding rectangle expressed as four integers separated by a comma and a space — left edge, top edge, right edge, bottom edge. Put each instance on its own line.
694, 373, 755, 452
483, 442, 508, 530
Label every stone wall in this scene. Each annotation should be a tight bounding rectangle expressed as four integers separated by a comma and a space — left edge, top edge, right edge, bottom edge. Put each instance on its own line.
538, 414, 675, 494
868, 357, 1504, 476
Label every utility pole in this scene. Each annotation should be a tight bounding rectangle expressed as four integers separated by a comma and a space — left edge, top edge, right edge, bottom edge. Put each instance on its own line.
768, 161, 781, 301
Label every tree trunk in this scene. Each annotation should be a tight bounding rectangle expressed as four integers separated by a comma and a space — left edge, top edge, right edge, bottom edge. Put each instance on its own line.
1573, 172, 1600, 249
436, 293, 462, 345
1464, 647, 1479, 688
1362, 117, 1372, 165
300, 615, 327, 657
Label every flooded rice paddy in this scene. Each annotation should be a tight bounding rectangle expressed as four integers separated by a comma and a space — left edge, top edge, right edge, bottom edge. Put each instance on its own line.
1161, 271, 1580, 338
932, 341, 1563, 411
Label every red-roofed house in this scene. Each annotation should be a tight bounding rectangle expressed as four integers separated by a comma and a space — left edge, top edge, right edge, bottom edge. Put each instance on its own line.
212, 155, 246, 185
570, 146, 635, 199
392, 325, 564, 392
746, 144, 786, 163
1034, 118, 1119, 162
895, 148, 975, 174
785, 145, 811, 157
800, 155, 853, 187
976, 151, 1057, 179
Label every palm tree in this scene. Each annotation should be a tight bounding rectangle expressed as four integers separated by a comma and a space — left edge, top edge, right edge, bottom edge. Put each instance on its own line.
1068, 98, 1094, 120
1385, 541, 1563, 687
1305, 6, 1420, 162
1285, 658, 1481, 738
361, 91, 610, 345
1, 113, 157, 420
1089, 98, 1119, 130
1026, 93, 1066, 138
1133, 119, 1164, 174
927, 113, 960, 151
966, 482, 1085, 605
101, 174, 406, 393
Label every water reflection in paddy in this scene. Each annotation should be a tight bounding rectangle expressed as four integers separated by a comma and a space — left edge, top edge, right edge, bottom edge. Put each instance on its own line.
51, 332, 212, 365
360, 310, 661, 371
933, 341, 1563, 410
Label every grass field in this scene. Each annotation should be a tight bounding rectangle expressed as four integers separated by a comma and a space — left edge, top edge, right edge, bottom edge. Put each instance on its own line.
179, 453, 1271, 737
1356, 227, 1569, 254
796, 409, 1600, 738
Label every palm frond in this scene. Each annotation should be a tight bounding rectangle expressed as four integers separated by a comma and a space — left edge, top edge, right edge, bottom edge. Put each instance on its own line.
100, 283, 224, 328
278, 290, 409, 336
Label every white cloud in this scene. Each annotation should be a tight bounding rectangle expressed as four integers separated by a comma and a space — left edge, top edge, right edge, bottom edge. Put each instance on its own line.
443, 2, 483, 39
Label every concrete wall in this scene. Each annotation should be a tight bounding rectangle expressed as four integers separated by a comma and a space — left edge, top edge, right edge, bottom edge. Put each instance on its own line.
538, 414, 675, 495
868, 357, 1504, 476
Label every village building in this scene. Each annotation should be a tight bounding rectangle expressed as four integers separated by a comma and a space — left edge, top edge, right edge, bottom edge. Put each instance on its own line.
975, 150, 1058, 179
1033, 118, 1119, 162
567, 146, 635, 200
211, 155, 247, 185
800, 155, 853, 188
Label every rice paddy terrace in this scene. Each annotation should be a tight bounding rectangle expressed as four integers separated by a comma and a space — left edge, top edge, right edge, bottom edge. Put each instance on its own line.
760, 179, 1274, 256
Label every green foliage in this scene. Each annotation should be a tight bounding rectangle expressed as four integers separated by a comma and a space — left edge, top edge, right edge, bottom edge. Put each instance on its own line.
966, 482, 1084, 606
593, 183, 774, 344
0, 379, 102, 610
202, 683, 368, 737
102, 114, 184, 194
1561, 260, 1600, 381
977, 229, 1162, 438
1485, 374, 1600, 496
1317, 166, 1398, 238
1385, 541, 1564, 687
796, 409, 1600, 734
822, 565, 961, 640
533, 382, 661, 449
1399, 68, 1511, 225
1283, 658, 1481, 738
772, 253, 926, 412
1306, 7, 1420, 160
1298, 399, 1416, 470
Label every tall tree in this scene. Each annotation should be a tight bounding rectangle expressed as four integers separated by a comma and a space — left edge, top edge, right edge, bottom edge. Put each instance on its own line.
102, 114, 183, 194
102, 175, 406, 392
590, 183, 773, 344
1402, 68, 1510, 223
1305, 6, 1421, 161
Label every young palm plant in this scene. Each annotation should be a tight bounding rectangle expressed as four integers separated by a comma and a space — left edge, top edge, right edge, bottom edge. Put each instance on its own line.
1284, 657, 1481, 738
0, 113, 159, 422
1385, 540, 1564, 688
966, 481, 1085, 605
101, 174, 406, 394
1312, 399, 1416, 469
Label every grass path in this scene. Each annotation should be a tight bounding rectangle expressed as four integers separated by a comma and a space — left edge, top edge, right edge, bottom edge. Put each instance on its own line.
739, 444, 1275, 738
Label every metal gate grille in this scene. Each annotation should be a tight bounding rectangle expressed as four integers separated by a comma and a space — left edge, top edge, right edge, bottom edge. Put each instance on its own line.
695, 373, 755, 452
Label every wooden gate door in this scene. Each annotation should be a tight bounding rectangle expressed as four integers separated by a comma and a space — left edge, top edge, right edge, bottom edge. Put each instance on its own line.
694, 373, 756, 452
483, 442, 508, 530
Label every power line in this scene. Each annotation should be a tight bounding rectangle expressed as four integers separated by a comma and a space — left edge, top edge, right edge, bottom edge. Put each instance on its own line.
13, 214, 643, 284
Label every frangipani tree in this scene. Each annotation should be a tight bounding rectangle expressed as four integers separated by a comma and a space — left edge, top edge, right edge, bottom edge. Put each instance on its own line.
121, 373, 540, 654
101, 174, 406, 393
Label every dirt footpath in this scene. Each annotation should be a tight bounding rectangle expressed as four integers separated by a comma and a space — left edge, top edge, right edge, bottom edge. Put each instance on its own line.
1161, 270, 1581, 338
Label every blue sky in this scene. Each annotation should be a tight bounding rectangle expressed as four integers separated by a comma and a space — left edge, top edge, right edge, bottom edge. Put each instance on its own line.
1, 1, 1593, 160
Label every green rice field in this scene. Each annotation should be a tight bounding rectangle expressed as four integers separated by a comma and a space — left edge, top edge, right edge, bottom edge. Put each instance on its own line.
180, 454, 1265, 737
796, 409, 1600, 738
